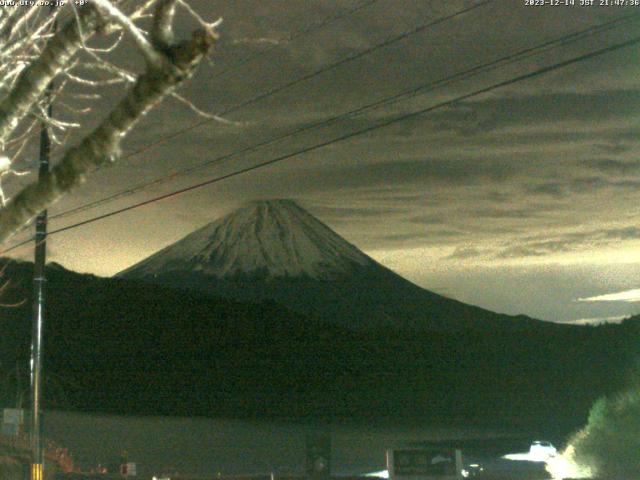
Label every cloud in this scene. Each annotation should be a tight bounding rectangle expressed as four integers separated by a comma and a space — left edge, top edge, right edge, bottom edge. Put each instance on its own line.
470, 207, 540, 219
602, 226, 640, 240
310, 205, 402, 219
447, 246, 484, 259
525, 175, 640, 199
318, 157, 522, 190
526, 182, 567, 198
491, 226, 640, 260
398, 90, 640, 138
582, 158, 640, 175
578, 289, 640, 303
379, 232, 428, 243
497, 239, 576, 259
592, 142, 634, 155
408, 213, 446, 225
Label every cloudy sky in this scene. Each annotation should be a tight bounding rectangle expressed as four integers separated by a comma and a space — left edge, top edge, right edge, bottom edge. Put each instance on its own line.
5, 0, 640, 323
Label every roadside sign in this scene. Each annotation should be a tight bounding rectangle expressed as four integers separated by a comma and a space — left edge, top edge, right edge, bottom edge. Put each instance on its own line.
387, 448, 462, 480
2, 408, 24, 436
3, 408, 23, 425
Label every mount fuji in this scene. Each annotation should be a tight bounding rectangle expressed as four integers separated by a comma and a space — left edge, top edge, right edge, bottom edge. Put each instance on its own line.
118, 199, 540, 331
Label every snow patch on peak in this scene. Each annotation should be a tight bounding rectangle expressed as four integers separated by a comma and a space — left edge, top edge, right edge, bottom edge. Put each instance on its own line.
119, 199, 375, 280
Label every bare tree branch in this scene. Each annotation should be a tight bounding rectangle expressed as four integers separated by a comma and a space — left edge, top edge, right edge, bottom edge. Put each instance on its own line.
0, 1, 161, 148
0, 5, 105, 147
92, 0, 164, 66
170, 91, 240, 125
0, 5, 218, 243
152, 0, 178, 48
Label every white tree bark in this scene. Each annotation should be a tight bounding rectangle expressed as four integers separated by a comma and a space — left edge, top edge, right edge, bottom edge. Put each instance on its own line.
0, 0, 218, 243
0, 5, 104, 147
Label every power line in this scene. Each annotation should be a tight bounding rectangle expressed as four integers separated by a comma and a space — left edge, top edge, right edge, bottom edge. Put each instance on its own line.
7, 33, 635, 249
50, 0, 495, 221
0, 0, 384, 241
91, 0, 494, 163
56, 0, 379, 87
1, 234, 41, 256
211, 0, 382, 81
1, 0, 493, 254
50, 10, 640, 221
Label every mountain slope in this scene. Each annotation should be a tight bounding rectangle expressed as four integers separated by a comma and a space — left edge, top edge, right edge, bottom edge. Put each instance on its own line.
0, 258, 635, 431
119, 199, 542, 331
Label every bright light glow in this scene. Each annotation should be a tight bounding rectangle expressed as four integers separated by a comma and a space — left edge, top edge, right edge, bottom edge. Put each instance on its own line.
578, 288, 640, 302
503, 452, 543, 462
365, 470, 389, 478
545, 446, 593, 479
503, 441, 557, 463
460, 464, 483, 478
505, 442, 594, 479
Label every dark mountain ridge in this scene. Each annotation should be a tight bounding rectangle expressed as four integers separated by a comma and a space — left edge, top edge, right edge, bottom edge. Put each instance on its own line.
0, 258, 636, 437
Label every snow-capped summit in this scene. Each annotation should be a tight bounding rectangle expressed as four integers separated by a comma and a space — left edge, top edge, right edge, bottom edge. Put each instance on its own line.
119, 199, 374, 280
119, 199, 539, 331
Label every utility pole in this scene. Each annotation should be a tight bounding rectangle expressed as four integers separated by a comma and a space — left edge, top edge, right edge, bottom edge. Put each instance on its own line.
30, 8, 55, 480
30, 94, 51, 480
